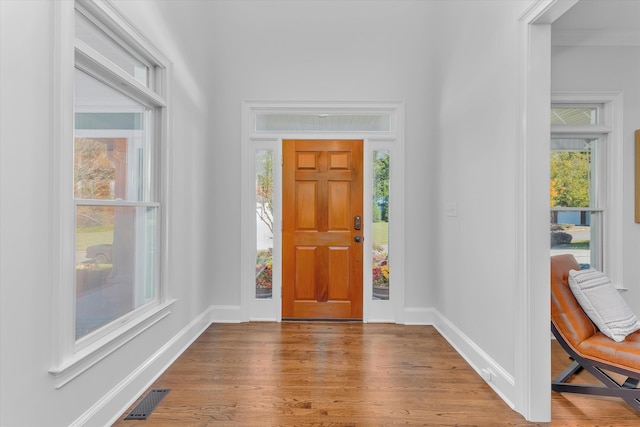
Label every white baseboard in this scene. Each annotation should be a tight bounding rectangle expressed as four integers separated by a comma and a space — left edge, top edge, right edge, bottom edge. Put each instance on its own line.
430, 308, 516, 409
210, 304, 243, 323
394, 306, 515, 408
71, 306, 214, 427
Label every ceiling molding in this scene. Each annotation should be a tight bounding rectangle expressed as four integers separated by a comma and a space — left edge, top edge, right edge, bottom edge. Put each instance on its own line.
520, 0, 579, 25
552, 29, 640, 47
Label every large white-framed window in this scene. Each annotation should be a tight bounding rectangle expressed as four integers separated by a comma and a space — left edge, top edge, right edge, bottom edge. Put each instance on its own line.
50, 0, 172, 387
550, 93, 623, 287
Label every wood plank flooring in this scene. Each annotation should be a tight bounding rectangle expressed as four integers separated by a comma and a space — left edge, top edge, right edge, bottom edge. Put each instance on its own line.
112, 323, 640, 426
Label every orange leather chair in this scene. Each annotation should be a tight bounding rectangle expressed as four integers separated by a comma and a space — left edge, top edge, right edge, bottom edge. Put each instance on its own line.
551, 254, 640, 410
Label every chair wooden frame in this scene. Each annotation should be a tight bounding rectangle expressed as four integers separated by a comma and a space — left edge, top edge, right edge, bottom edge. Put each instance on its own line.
551, 254, 640, 411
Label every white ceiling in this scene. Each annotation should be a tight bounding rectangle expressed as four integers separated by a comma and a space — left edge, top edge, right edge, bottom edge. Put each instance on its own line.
553, 0, 640, 31
552, 0, 640, 45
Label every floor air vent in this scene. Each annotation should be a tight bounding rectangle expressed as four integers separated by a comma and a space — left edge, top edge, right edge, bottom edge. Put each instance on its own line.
124, 388, 170, 420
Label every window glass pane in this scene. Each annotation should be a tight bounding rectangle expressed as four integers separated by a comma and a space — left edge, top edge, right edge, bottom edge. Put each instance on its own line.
75, 205, 157, 339
75, 10, 149, 86
550, 138, 596, 208
74, 69, 149, 201
550, 137, 600, 270
550, 210, 597, 270
551, 107, 597, 125
256, 114, 391, 132
256, 150, 274, 299
373, 151, 389, 300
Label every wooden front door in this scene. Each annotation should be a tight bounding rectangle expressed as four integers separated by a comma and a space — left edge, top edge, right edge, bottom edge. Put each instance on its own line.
283, 140, 363, 319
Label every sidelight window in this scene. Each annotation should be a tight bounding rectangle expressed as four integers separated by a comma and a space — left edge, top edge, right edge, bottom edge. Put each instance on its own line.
256, 150, 274, 299
372, 151, 390, 300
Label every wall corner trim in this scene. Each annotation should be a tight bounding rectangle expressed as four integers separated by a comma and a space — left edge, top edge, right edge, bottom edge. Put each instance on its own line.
400, 307, 516, 411
431, 309, 516, 410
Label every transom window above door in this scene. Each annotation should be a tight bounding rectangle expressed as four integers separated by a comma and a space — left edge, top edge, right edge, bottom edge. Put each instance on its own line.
255, 113, 391, 132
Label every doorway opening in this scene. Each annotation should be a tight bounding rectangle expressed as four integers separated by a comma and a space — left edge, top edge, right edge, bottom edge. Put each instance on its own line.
281, 139, 364, 320
241, 101, 405, 323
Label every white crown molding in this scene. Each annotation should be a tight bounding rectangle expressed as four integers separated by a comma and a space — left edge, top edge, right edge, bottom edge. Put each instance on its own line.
552, 29, 640, 46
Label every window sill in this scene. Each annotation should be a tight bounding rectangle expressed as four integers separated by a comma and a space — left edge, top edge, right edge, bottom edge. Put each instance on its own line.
49, 298, 176, 388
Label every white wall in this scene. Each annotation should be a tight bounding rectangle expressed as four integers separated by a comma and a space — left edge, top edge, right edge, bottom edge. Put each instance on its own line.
188, 0, 444, 307
112, 0, 217, 320
551, 44, 640, 313
0, 1, 213, 425
429, 0, 533, 378
0, 1, 59, 423
0, 0, 544, 424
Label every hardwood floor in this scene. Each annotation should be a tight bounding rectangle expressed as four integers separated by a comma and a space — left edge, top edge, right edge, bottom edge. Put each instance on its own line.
112, 323, 640, 426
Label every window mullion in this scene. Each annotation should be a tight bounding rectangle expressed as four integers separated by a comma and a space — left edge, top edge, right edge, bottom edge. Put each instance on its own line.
551, 125, 611, 134
75, 199, 160, 208
75, 4, 154, 70
551, 207, 604, 212
75, 40, 166, 108
75, 0, 169, 72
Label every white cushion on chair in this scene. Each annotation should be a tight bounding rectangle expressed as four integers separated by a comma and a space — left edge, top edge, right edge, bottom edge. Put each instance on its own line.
569, 268, 640, 342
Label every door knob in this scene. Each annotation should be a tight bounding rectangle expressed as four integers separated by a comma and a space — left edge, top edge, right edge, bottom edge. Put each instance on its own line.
354, 236, 362, 243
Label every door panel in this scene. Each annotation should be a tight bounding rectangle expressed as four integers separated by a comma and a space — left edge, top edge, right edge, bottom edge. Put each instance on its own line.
328, 247, 350, 300
294, 247, 317, 299
283, 140, 363, 319
328, 182, 350, 229
296, 182, 317, 229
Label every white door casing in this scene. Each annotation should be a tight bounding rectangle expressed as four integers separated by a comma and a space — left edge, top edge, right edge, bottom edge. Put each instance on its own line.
240, 101, 405, 323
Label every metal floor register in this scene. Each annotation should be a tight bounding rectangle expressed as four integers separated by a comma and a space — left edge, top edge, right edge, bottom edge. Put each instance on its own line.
124, 389, 170, 420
